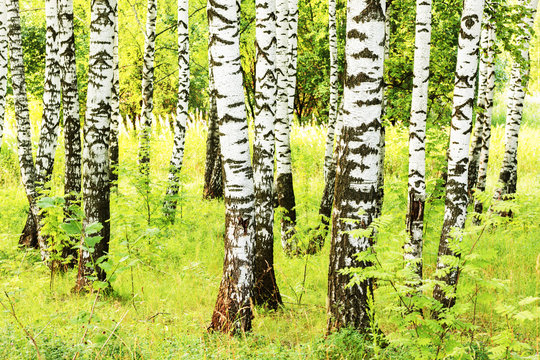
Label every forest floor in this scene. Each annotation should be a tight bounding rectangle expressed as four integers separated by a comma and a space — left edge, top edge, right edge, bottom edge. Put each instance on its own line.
0, 96, 539, 359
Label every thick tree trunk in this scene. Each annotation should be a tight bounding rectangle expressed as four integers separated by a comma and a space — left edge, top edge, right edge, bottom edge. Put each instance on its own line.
0, 3, 7, 150
494, 0, 538, 207
433, 0, 484, 309
59, 0, 81, 210
208, 0, 256, 334
253, 0, 282, 309
7, 0, 39, 248
276, 0, 297, 255
327, 0, 385, 333
138, 0, 157, 178
203, 32, 223, 200
404, 0, 432, 284
109, 14, 120, 189
75, 0, 116, 292
163, 0, 189, 222
472, 17, 496, 223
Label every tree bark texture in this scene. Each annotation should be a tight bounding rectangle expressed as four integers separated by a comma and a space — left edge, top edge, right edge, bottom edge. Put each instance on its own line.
433, 0, 484, 309
76, 0, 116, 291
494, 0, 538, 203
109, 13, 120, 189
0, 2, 7, 150
327, 0, 385, 332
7, 0, 39, 248
404, 0, 432, 283
252, 0, 282, 309
138, 0, 157, 177
208, 0, 256, 334
276, 0, 297, 255
164, 0, 189, 221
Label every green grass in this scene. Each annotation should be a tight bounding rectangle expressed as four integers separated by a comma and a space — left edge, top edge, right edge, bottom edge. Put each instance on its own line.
0, 98, 539, 359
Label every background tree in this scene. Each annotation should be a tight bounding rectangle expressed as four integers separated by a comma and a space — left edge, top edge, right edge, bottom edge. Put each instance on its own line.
404, 0, 432, 284
327, 0, 385, 332
433, 0, 485, 309
76, 0, 117, 291
0, 1, 7, 150
163, 0, 189, 221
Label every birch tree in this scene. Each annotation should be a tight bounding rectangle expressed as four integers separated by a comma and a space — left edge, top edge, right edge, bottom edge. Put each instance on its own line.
0, 2, 7, 150
138, 0, 157, 178
163, 0, 189, 221
253, 0, 282, 309
109, 13, 120, 189
327, 0, 385, 332
473, 14, 496, 221
433, 0, 485, 309
76, 0, 116, 291
404, 0, 432, 283
8, 0, 40, 248
208, 0, 256, 333
59, 0, 81, 209
494, 0, 538, 204
276, 0, 297, 255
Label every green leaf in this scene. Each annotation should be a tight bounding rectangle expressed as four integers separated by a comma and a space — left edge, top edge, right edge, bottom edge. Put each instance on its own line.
86, 222, 103, 235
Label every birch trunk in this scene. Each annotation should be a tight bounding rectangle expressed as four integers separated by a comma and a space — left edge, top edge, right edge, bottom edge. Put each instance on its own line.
109, 14, 120, 189
208, 0, 256, 334
75, 0, 116, 291
327, 0, 385, 332
404, 0, 432, 283
0, 2, 7, 150
163, 0, 189, 221
323, 0, 338, 182
59, 0, 81, 209
253, 0, 282, 309
203, 12, 223, 201
433, 0, 484, 309
138, 0, 157, 177
276, 0, 297, 255
494, 0, 538, 205
8, 0, 39, 248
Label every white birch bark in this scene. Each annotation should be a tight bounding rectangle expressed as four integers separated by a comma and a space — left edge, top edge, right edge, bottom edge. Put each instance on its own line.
327, 0, 385, 331
275, 0, 297, 254
35, 0, 61, 186
208, 0, 256, 333
76, 0, 116, 291
253, 0, 282, 308
433, 0, 485, 309
494, 0, 538, 201
164, 0, 189, 221
404, 0, 432, 283
138, 0, 157, 175
58, 0, 81, 207
0, 2, 7, 149
109, 13, 120, 188
323, 0, 338, 181
7, 0, 40, 248
287, 0, 298, 123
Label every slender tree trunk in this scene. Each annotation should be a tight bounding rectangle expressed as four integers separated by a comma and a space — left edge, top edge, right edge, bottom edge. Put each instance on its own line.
494, 0, 538, 207
109, 13, 120, 189
59, 0, 81, 211
75, 0, 116, 292
473, 20, 496, 222
433, 0, 484, 309
0, 3, 7, 150
276, 0, 297, 255
404, 0, 432, 284
203, 16, 223, 201
208, 0, 256, 334
138, 0, 157, 178
327, 0, 385, 332
287, 0, 298, 122
7, 0, 39, 249
253, 0, 282, 309
163, 0, 189, 222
